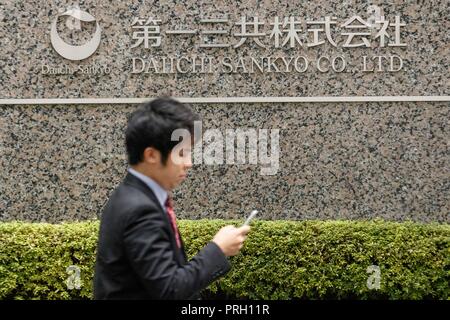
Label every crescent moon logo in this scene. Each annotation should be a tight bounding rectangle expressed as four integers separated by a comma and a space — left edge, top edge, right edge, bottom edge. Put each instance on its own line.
50, 8, 101, 61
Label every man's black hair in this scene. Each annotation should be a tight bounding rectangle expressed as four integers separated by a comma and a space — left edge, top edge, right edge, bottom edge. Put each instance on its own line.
125, 97, 200, 165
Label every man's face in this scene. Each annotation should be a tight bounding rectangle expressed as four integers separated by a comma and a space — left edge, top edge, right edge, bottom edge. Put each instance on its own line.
153, 139, 193, 191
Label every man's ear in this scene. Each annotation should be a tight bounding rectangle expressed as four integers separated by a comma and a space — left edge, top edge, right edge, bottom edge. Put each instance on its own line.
142, 147, 161, 164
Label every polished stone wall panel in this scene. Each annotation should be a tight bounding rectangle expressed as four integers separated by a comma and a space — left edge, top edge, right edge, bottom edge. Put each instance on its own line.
0, 102, 448, 223
0, 0, 448, 222
0, 0, 448, 98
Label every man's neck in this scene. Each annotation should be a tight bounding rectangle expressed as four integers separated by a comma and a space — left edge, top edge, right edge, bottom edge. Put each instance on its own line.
130, 164, 168, 191
130, 164, 149, 177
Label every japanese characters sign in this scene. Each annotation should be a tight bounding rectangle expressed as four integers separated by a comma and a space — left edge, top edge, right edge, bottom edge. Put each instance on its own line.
40, 5, 408, 77
130, 12, 407, 75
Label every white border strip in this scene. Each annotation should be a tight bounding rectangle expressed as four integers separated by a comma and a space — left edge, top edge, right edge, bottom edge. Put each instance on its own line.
0, 96, 449, 105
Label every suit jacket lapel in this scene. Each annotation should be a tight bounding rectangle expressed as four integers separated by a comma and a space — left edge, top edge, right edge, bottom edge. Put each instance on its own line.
123, 173, 186, 265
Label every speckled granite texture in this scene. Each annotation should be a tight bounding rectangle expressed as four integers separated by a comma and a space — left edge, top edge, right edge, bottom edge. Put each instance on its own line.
0, 0, 448, 98
0, 102, 448, 223
0, 1, 448, 222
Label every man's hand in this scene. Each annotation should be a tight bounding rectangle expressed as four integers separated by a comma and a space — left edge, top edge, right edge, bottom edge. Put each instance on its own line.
212, 225, 251, 257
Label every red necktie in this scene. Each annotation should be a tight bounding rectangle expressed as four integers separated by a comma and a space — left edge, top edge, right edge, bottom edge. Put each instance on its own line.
165, 196, 181, 248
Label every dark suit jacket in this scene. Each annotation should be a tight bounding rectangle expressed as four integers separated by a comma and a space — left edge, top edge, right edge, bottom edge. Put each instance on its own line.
94, 173, 231, 299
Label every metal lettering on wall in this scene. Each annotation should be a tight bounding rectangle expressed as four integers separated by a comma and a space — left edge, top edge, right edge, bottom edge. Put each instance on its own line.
41, 5, 407, 76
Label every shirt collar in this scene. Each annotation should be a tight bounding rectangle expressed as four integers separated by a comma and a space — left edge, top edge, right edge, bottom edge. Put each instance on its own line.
128, 168, 168, 209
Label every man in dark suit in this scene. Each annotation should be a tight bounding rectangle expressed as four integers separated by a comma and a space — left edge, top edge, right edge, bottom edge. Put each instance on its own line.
94, 97, 250, 299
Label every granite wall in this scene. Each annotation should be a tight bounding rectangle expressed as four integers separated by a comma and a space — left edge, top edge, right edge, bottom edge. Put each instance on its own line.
0, 0, 448, 222
1, 0, 449, 98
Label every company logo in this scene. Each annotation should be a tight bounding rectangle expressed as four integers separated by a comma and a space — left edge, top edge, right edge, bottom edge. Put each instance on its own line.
50, 7, 101, 61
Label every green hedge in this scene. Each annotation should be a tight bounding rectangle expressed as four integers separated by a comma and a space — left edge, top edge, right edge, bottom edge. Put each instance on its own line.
0, 220, 449, 300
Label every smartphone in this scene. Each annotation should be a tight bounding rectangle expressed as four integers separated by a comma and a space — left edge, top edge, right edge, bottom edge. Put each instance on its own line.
243, 210, 258, 226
